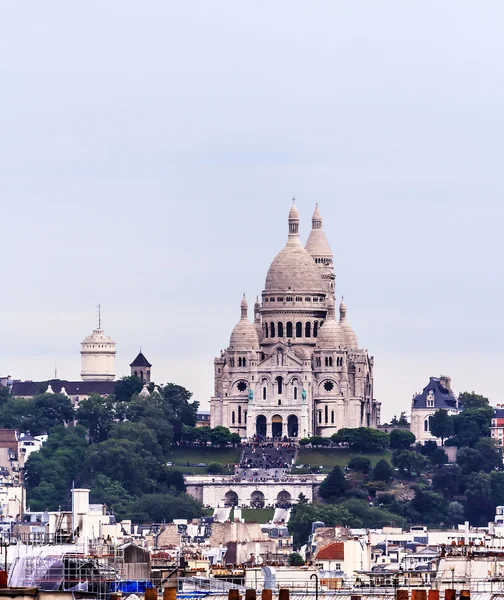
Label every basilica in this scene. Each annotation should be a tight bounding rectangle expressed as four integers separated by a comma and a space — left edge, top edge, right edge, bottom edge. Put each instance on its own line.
210, 202, 380, 440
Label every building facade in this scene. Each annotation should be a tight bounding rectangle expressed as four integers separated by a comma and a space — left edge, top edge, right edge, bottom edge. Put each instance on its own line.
491, 405, 504, 448
410, 376, 461, 444
210, 203, 380, 439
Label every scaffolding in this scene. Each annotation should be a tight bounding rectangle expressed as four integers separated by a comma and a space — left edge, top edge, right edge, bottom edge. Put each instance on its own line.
9, 546, 125, 600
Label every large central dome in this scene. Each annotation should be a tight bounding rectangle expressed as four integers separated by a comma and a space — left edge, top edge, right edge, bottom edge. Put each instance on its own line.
264, 202, 325, 294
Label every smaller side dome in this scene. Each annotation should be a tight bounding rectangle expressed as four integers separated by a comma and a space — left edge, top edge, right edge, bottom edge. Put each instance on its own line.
339, 296, 358, 349
317, 297, 346, 348
295, 347, 311, 360
229, 295, 260, 350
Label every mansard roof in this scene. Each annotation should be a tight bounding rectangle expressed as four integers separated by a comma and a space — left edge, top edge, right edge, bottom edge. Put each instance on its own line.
10, 379, 115, 397
412, 377, 458, 410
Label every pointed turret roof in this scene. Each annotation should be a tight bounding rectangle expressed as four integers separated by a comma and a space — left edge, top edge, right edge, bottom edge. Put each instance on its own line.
130, 352, 152, 368
305, 203, 333, 257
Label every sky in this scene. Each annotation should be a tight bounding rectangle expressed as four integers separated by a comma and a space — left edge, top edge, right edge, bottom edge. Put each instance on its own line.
1, 1, 504, 421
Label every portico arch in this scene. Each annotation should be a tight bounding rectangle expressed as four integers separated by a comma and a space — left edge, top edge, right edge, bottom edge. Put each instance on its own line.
251, 490, 265, 508
277, 490, 292, 505
256, 414, 267, 437
287, 414, 299, 438
271, 414, 283, 439
224, 491, 239, 507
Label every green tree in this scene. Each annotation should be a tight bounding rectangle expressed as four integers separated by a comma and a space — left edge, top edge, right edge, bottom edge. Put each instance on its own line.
25, 425, 89, 510
114, 376, 144, 402
310, 436, 331, 446
156, 467, 187, 493
332, 428, 389, 451
409, 489, 447, 525
89, 474, 132, 520
319, 466, 348, 499
429, 410, 453, 445
207, 462, 224, 474
389, 429, 416, 450
75, 394, 115, 443
299, 438, 310, 446
162, 383, 198, 444
288, 552, 305, 566
432, 465, 461, 499
474, 438, 501, 472
373, 459, 392, 482
430, 447, 448, 467
456, 447, 485, 476
464, 472, 494, 525
348, 456, 371, 474
447, 501, 465, 526
210, 426, 232, 446
491, 471, 504, 506
392, 450, 426, 476
459, 391, 489, 410
128, 492, 203, 523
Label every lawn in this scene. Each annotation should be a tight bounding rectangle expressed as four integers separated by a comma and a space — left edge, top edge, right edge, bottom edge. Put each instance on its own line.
166, 447, 242, 474
239, 508, 275, 523
295, 448, 392, 473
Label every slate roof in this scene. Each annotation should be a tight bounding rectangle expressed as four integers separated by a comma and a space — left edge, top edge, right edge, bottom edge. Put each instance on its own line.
412, 377, 458, 410
494, 407, 504, 419
10, 379, 115, 397
129, 352, 152, 368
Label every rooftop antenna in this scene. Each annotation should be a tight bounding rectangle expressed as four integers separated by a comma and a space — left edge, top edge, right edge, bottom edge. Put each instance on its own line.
97, 304, 101, 329
54, 362, 58, 380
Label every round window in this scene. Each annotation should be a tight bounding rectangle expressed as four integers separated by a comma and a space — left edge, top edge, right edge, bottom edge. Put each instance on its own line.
237, 381, 247, 392
324, 381, 334, 392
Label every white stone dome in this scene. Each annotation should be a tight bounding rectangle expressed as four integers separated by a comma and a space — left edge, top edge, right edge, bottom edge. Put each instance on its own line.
265, 242, 324, 294
229, 295, 260, 350
339, 297, 358, 350
305, 204, 333, 257
264, 203, 325, 294
317, 297, 346, 348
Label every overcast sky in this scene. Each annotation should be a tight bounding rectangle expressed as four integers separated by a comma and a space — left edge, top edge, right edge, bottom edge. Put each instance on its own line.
1, 1, 503, 420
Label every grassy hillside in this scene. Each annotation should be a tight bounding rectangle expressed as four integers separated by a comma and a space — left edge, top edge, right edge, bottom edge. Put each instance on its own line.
295, 448, 392, 473
166, 447, 242, 474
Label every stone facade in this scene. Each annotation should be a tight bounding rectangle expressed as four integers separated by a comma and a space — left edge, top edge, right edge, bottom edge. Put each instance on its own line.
210, 203, 380, 439
185, 475, 317, 507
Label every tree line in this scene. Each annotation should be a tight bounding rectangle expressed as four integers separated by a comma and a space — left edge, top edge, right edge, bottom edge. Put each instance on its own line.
0, 377, 206, 522
288, 391, 503, 546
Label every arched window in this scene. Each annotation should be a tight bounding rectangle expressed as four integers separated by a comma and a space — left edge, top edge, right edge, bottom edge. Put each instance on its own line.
244, 410, 247, 423
238, 357, 242, 367
232, 411, 235, 424
329, 357, 333, 367
278, 399, 281, 406
318, 410, 322, 424
296, 322, 302, 337
313, 322, 318, 337
243, 358, 246, 367
325, 356, 328, 367
286, 322, 293, 337
238, 405, 242, 424
305, 322, 311, 337
270, 322, 275, 338
134, 371, 138, 377
325, 405, 328, 423
331, 410, 335, 424
276, 376, 283, 394
263, 387, 267, 400
294, 387, 298, 400
277, 322, 284, 337
140, 370, 143, 379
264, 324, 268, 338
